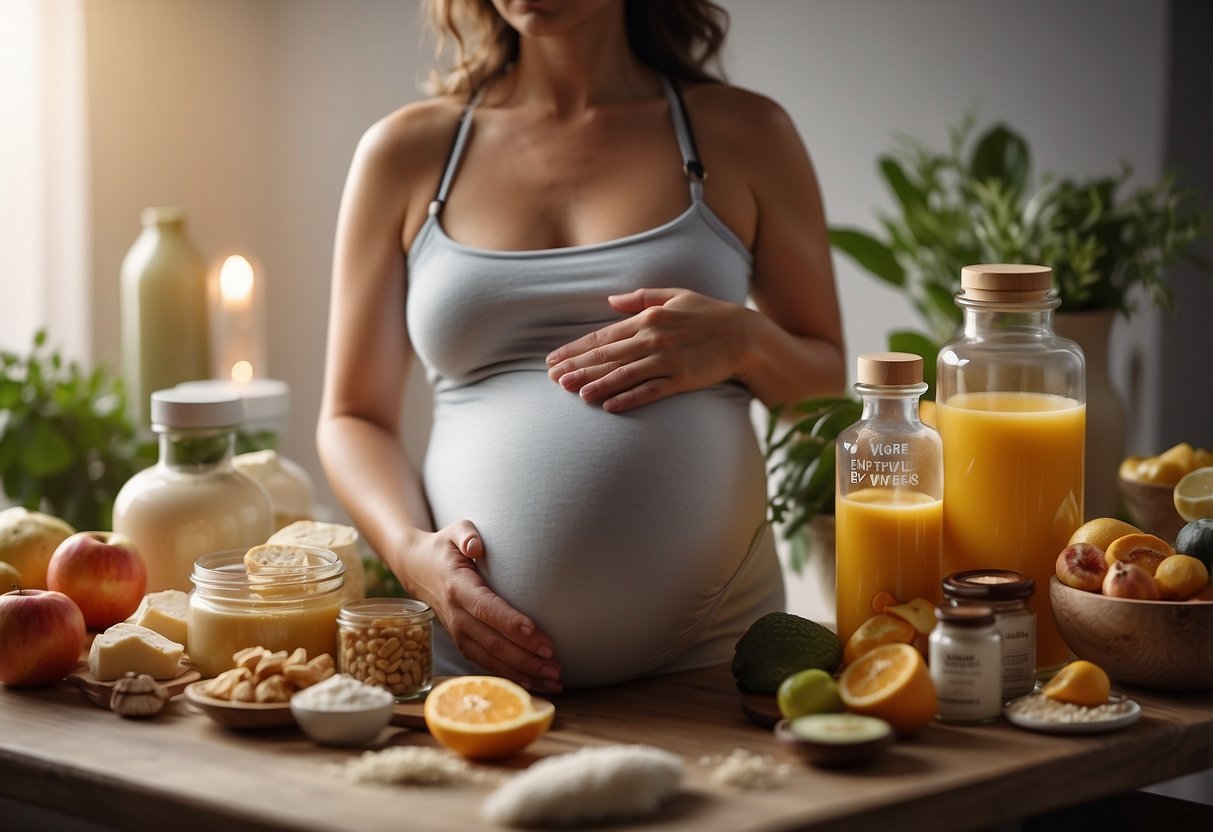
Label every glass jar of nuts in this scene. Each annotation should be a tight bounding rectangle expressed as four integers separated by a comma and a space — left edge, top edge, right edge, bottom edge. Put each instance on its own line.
337, 598, 433, 701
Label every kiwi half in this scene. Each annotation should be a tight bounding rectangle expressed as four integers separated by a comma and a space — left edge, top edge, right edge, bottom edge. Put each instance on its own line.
775, 714, 894, 767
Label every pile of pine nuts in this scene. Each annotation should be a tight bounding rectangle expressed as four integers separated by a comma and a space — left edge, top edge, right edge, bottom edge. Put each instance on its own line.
339, 620, 431, 699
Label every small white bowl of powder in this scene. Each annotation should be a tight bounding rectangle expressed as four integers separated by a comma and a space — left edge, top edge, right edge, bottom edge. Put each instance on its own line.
291, 673, 395, 746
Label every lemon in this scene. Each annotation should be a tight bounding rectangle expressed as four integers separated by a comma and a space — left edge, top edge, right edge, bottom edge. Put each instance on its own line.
777, 668, 844, 719
1174, 466, 1213, 522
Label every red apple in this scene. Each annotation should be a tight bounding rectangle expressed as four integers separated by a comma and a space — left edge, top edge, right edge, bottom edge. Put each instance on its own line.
0, 588, 86, 686
47, 532, 147, 629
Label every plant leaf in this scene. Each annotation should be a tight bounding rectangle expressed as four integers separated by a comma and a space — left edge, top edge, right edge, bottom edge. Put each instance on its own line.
886, 330, 940, 400
970, 123, 1030, 196
19, 421, 73, 477
829, 228, 906, 287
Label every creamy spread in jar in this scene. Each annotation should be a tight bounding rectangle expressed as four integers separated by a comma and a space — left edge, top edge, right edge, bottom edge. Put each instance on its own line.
188, 547, 344, 677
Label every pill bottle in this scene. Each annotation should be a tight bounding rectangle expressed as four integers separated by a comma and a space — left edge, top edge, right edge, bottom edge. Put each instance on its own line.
187, 546, 345, 677
338, 598, 434, 701
943, 569, 1037, 700
929, 604, 1002, 724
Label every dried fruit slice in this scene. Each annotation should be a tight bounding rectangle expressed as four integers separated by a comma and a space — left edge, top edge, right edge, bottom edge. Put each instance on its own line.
837, 643, 936, 736
423, 676, 553, 759
1042, 660, 1110, 707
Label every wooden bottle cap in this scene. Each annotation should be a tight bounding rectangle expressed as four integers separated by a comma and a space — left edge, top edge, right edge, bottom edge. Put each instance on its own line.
960, 263, 1053, 302
856, 352, 923, 386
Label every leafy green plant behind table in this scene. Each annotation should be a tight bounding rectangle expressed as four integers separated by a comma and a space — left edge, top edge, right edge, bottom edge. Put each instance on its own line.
0, 330, 154, 531
831, 115, 1211, 353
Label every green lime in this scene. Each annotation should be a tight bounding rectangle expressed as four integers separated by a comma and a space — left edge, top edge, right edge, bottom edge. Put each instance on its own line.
777, 668, 844, 719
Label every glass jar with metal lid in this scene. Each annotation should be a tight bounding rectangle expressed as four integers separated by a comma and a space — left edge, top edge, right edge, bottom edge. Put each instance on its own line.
943, 569, 1037, 699
338, 598, 434, 701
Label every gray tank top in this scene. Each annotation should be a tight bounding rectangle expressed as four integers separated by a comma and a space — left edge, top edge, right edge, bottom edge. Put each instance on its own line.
406, 77, 783, 688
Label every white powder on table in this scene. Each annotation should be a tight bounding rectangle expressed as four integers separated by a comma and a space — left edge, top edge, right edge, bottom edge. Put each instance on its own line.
701, 748, 791, 791
328, 746, 504, 786
1005, 694, 1134, 724
292, 673, 394, 710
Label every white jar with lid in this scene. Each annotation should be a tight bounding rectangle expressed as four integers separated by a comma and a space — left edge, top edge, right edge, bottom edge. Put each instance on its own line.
113, 389, 274, 592
929, 604, 1003, 724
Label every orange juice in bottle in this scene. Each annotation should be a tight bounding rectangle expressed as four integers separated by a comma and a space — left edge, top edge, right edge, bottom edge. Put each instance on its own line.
936, 265, 1085, 673
836, 353, 943, 647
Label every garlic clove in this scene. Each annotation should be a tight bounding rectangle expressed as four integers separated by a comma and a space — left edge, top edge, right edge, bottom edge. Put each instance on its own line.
110, 671, 169, 718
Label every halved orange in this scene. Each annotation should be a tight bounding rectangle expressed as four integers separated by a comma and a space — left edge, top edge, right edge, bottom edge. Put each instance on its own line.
423, 676, 554, 759
843, 614, 915, 667
838, 643, 936, 736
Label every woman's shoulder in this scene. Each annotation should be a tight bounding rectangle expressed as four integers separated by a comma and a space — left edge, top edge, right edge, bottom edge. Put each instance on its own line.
681, 82, 796, 134
353, 95, 468, 171
680, 82, 810, 172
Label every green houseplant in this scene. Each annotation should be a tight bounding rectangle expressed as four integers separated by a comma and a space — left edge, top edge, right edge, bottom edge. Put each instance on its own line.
768, 116, 1211, 571
0, 330, 154, 531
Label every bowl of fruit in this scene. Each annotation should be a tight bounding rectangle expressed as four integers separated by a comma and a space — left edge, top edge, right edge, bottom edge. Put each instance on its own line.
1117, 443, 1211, 542
1051, 517, 1213, 690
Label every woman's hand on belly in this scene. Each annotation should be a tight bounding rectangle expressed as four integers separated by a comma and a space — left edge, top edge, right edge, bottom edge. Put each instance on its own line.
391, 519, 563, 692
544, 288, 752, 413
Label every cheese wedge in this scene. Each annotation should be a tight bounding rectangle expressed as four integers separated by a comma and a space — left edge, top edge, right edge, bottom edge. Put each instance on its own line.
129, 589, 189, 648
88, 623, 184, 681
244, 543, 313, 573
268, 521, 366, 600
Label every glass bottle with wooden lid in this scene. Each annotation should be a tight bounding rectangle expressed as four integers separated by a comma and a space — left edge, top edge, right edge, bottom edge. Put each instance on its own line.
835, 352, 943, 647
935, 264, 1084, 674
113, 388, 274, 593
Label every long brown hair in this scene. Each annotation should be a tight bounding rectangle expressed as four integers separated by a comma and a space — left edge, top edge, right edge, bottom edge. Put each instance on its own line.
422, 0, 729, 95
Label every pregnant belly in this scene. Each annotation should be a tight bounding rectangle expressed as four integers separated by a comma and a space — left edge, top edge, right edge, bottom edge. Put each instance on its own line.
423, 370, 769, 687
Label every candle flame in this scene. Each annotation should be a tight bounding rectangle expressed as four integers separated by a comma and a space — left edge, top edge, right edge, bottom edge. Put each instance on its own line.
231, 361, 254, 384
219, 255, 254, 302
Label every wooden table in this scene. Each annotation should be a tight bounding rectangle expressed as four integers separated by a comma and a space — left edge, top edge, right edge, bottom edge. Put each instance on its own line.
1, 664, 1211, 832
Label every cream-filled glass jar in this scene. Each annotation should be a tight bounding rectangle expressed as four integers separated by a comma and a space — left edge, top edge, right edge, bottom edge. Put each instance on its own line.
188, 546, 344, 677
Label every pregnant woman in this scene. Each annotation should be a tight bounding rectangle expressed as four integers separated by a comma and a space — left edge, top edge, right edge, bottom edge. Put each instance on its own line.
318, 0, 844, 691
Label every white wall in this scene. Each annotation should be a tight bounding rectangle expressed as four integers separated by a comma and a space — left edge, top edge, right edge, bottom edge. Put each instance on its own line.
68, 0, 1169, 527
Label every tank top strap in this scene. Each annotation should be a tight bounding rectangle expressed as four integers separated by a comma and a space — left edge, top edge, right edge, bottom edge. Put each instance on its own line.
428, 86, 488, 218
660, 76, 707, 202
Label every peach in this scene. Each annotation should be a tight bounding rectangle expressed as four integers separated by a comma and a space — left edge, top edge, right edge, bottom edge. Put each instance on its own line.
1104, 533, 1174, 577
1055, 542, 1108, 592
1102, 560, 1160, 600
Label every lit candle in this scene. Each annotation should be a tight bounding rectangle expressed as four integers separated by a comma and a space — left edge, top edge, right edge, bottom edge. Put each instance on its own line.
210, 254, 266, 382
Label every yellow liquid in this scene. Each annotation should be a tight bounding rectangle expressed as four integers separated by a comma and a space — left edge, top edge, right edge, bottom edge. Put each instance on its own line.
937, 392, 1084, 671
187, 594, 343, 677
835, 488, 942, 647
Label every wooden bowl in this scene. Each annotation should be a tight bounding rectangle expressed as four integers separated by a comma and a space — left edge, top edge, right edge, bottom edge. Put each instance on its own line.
1050, 577, 1213, 690
1118, 475, 1185, 543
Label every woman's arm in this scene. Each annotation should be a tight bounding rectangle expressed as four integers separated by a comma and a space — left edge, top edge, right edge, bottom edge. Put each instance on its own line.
546, 86, 845, 411
317, 108, 562, 692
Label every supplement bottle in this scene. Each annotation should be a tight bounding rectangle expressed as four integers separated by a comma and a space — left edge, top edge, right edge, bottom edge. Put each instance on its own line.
835, 352, 943, 646
936, 264, 1084, 673
930, 604, 1002, 724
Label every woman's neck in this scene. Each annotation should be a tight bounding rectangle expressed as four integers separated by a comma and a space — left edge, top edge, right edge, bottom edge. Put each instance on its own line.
496, 14, 656, 115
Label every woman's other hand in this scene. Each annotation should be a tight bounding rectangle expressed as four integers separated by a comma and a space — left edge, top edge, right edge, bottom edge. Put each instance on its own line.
545, 287, 753, 412
392, 520, 563, 693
